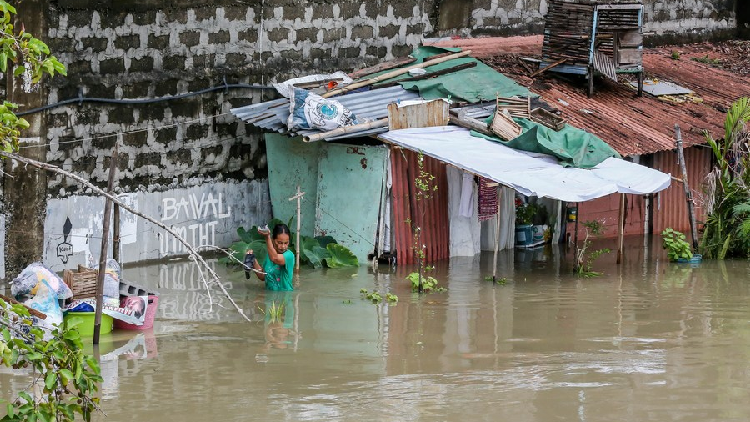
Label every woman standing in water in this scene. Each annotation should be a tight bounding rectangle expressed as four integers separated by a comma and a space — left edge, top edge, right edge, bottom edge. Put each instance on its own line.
247, 224, 295, 291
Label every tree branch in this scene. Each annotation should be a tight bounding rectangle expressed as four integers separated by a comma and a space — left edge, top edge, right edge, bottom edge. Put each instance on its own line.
0, 151, 251, 322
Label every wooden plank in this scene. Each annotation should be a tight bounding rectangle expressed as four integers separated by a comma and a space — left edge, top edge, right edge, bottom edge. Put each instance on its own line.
593, 49, 618, 82
530, 57, 568, 77
304, 118, 389, 142
617, 48, 642, 64
373, 61, 477, 89
387, 99, 450, 130
349, 57, 416, 80
618, 31, 643, 47
322, 50, 472, 98
597, 4, 643, 11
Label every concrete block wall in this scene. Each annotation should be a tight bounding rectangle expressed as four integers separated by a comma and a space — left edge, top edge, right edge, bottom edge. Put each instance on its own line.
16, 0, 434, 270
43, 0, 434, 195
438, 0, 736, 42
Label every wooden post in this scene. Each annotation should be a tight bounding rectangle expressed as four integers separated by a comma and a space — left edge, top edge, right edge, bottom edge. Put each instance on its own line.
93, 144, 118, 344
112, 204, 120, 262
573, 202, 580, 267
616, 193, 626, 264
675, 124, 699, 250
492, 187, 502, 282
288, 187, 305, 272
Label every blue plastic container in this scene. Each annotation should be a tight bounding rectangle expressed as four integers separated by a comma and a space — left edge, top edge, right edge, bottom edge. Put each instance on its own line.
515, 224, 533, 246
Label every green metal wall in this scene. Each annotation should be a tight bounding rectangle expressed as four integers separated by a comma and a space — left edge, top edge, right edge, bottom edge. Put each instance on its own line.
265, 134, 320, 236
265, 135, 388, 264
316, 144, 388, 263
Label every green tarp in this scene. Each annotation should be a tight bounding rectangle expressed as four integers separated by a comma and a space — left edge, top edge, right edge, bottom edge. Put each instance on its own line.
360, 46, 531, 103
360, 46, 618, 168
473, 117, 621, 169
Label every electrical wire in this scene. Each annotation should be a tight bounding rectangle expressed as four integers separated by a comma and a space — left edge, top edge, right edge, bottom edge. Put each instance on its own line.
16, 80, 275, 117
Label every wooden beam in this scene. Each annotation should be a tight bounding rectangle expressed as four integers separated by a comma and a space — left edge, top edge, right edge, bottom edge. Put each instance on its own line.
322, 50, 472, 98
675, 124, 699, 250
616, 193, 626, 264
303, 118, 389, 142
530, 58, 568, 77
349, 57, 417, 79
373, 62, 477, 89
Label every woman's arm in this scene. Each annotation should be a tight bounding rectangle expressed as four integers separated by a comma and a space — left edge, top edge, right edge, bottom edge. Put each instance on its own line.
247, 249, 265, 281
263, 232, 286, 266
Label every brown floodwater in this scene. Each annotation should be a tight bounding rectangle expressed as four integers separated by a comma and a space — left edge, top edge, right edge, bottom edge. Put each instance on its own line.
4, 237, 750, 421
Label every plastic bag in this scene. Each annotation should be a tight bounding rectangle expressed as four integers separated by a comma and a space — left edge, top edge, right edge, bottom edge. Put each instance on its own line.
11, 262, 73, 300
288, 88, 358, 132
23, 280, 63, 328
102, 259, 121, 298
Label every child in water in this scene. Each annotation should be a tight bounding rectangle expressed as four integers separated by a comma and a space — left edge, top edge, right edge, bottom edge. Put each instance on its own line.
246, 223, 295, 291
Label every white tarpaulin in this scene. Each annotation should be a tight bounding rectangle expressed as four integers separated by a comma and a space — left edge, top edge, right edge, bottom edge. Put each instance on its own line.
379, 126, 671, 203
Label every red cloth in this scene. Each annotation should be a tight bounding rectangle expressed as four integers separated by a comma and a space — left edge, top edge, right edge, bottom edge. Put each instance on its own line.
478, 177, 498, 221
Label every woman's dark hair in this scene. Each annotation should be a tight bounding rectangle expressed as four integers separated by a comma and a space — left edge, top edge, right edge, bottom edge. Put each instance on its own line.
272, 223, 291, 239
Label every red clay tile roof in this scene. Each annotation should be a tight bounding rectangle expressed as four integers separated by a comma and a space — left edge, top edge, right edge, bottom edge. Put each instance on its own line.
431, 36, 750, 156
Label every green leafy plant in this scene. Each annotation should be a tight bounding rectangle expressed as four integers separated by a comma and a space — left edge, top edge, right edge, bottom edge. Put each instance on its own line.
662, 228, 693, 261
692, 54, 721, 65
359, 289, 398, 304
222, 221, 358, 270
406, 272, 445, 293
483, 276, 508, 285
671, 50, 680, 60
0, 1, 66, 153
410, 151, 439, 292
0, 298, 102, 422
575, 220, 611, 277
514, 198, 536, 225
700, 97, 750, 259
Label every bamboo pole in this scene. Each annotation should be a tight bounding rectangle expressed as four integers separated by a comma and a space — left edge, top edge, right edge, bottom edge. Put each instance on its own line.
288, 186, 304, 273
304, 118, 388, 142
616, 193, 625, 264
492, 187, 502, 282
112, 204, 120, 262
675, 124, 698, 250
93, 143, 118, 344
322, 50, 472, 98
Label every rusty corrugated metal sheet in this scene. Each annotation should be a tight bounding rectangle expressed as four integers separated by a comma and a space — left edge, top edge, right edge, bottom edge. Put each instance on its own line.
391, 148, 449, 265
652, 146, 712, 234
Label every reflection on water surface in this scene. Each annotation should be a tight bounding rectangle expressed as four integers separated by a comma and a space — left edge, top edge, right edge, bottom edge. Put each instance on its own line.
3, 240, 750, 421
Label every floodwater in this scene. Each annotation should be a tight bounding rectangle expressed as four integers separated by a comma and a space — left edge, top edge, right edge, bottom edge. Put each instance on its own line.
4, 237, 750, 421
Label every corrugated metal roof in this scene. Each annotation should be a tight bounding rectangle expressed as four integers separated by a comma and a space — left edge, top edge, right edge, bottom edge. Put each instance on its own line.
476, 38, 748, 156
230, 86, 420, 141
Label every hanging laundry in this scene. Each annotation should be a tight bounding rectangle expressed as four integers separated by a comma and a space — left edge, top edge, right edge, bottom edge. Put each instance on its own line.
478, 177, 498, 221
459, 172, 475, 218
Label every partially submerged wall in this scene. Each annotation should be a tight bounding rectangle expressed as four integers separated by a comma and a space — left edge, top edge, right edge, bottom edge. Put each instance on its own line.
43, 180, 270, 272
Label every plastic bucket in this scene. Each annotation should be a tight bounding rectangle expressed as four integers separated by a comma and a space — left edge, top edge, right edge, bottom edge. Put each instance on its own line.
515, 224, 533, 246
114, 295, 158, 330
64, 312, 113, 336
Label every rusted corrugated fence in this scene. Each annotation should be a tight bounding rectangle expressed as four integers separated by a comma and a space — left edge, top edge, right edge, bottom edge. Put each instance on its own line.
390, 148, 449, 265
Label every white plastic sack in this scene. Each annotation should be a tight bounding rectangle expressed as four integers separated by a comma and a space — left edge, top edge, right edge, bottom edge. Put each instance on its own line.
288, 88, 358, 132
11, 262, 73, 300
23, 280, 63, 329
273, 72, 353, 99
